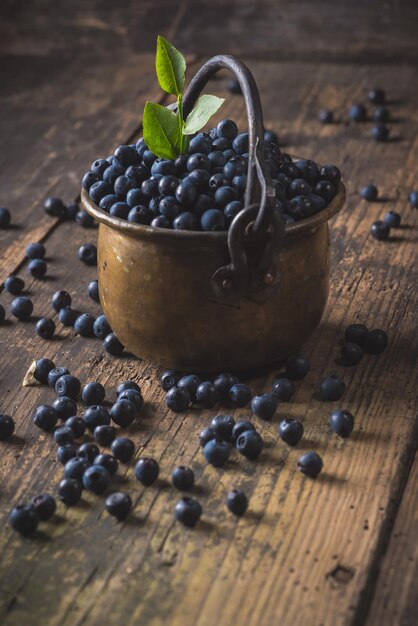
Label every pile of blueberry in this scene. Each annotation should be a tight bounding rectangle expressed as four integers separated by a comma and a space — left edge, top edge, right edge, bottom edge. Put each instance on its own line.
81, 119, 342, 231
319, 87, 392, 142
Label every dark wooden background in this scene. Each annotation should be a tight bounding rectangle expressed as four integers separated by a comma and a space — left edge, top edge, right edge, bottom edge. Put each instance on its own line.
0, 2, 417, 626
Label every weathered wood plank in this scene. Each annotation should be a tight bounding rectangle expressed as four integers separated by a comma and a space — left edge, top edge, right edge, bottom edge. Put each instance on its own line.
366, 451, 418, 626
0, 59, 417, 626
1, 0, 418, 64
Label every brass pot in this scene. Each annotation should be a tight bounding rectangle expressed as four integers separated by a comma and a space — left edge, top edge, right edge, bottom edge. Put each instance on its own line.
81, 56, 345, 372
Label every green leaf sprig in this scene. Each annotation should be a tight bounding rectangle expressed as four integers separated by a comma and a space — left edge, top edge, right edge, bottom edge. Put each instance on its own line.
143, 36, 224, 159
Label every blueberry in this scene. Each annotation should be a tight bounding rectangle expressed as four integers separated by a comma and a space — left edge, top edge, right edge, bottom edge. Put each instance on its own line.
368, 88, 385, 104
251, 393, 277, 421
33, 404, 58, 431
105, 492, 132, 521
82, 382, 105, 405
110, 202, 130, 219
142, 149, 157, 168
297, 451, 323, 478
93, 315, 111, 339
128, 205, 153, 224
88, 280, 100, 303
35, 317, 55, 339
198, 427, 216, 447
78, 243, 97, 266
383, 211, 401, 228
363, 329, 388, 354
173, 211, 198, 230
319, 375, 345, 401
345, 323, 368, 346
76, 210, 96, 227
114, 144, 139, 167
320, 165, 341, 187
0, 207, 11, 228
319, 110, 333, 124
232, 132, 249, 154
373, 106, 389, 123
189, 133, 212, 155
176, 375, 200, 402
409, 191, 418, 209
285, 355, 310, 380
55, 374, 81, 399
43, 196, 66, 218
74, 313, 96, 337
288, 178, 312, 198
33, 358, 55, 384
100, 194, 120, 211
172, 466, 195, 491
126, 188, 146, 209
210, 414, 236, 441
157, 196, 180, 220
236, 430, 263, 460
360, 184, 378, 201
78, 442, 100, 464
4, 275, 25, 295
93, 453, 118, 476
91, 158, 111, 176
94, 425, 116, 447
53, 395, 77, 420
84, 405, 110, 431
0, 304, 5, 324
214, 186, 238, 209
59, 306, 78, 327
231, 174, 247, 193
135, 457, 159, 486
217, 119, 238, 140
111, 437, 135, 463
54, 426, 75, 446
9, 505, 39, 536
212, 137, 231, 152
57, 444, 77, 465
264, 129, 279, 144
372, 124, 389, 142
26, 242, 46, 260
213, 373, 239, 402
315, 180, 336, 203
224, 200, 243, 223
370, 220, 390, 241
195, 382, 220, 409
82, 171, 101, 191
349, 104, 367, 122
151, 158, 176, 177
158, 175, 179, 197
118, 389, 143, 413
160, 370, 180, 393
151, 215, 170, 228
48, 367, 69, 388
141, 177, 160, 200
166, 386, 191, 412
203, 438, 231, 466
58, 478, 82, 506
174, 181, 197, 208
51, 290, 71, 312
64, 456, 89, 481
126, 164, 148, 186
65, 416, 86, 438
295, 159, 320, 184
278, 419, 304, 446
11, 296, 33, 320
82, 465, 111, 494
229, 383, 252, 408
110, 399, 137, 427
231, 421, 255, 443
341, 342, 363, 366
330, 410, 355, 438
117, 380, 141, 396
200, 209, 226, 231
30, 493, 56, 521
174, 497, 202, 527
0, 414, 15, 440
226, 489, 248, 516
89, 181, 113, 204
103, 332, 125, 356
28, 259, 47, 279
272, 377, 295, 401
223, 156, 246, 180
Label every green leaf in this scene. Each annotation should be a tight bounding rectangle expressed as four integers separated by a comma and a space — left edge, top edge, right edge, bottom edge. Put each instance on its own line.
183, 95, 225, 135
142, 102, 179, 160
156, 36, 186, 97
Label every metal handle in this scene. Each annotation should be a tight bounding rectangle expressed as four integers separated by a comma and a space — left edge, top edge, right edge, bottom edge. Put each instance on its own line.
182, 55, 284, 300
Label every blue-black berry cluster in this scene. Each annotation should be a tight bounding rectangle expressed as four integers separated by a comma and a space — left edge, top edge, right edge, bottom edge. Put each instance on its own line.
82, 119, 341, 230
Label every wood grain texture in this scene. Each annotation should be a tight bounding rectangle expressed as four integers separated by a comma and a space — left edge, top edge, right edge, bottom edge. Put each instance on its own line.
366, 451, 418, 626
1, 0, 418, 63
0, 57, 417, 626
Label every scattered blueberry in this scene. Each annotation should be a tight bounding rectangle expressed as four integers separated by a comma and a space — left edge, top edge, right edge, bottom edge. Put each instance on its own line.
94, 424, 117, 447
4, 276, 24, 295
370, 220, 390, 241
0, 304, 5, 325
213, 373, 239, 402
0, 414, 15, 440
94, 453, 118, 476
111, 437, 135, 463
35, 317, 55, 339
278, 419, 304, 447
64, 456, 89, 481
30, 493, 56, 521
78, 442, 100, 464
117, 380, 141, 396
33, 404, 58, 431
363, 329, 388, 354
82, 382, 105, 405
28, 259, 47, 279
368, 88, 385, 104
135, 457, 159, 485
26, 242, 46, 260
84, 405, 111, 431
55, 374, 81, 399
43, 197, 66, 218
65, 416, 86, 438
349, 104, 367, 122
383, 211, 401, 228
319, 375, 345, 401
285, 354, 310, 380
272, 377, 295, 401
10, 296, 33, 320
82, 465, 111, 494
9, 505, 39, 536
33, 358, 55, 384
166, 386, 191, 412
172, 466, 195, 491
409, 191, 418, 209
177, 375, 201, 401
297, 451, 323, 478
210, 415, 235, 441
160, 369, 181, 391
54, 426, 75, 446
103, 332, 125, 356
319, 110, 333, 124
105, 492, 132, 521
51, 290, 71, 312
198, 427, 216, 447
229, 383, 252, 407
371, 124, 389, 142
226, 489, 248, 516
341, 342, 363, 366
58, 478, 82, 506
330, 410, 355, 438
0, 207, 11, 228
88, 279, 100, 303
110, 399, 137, 427
93, 314, 111, 339
373, 106, 389, 123
203, 438, 231, 467
345, 323, 368, 346
59, 306, 79, 327
78, 243, 97, 266
251, 393, 277, 421
236, 430, 263, 460
231, 421, 255, 443
196, 381, 220, 408
360, 184, 378, 202
118, 389, 143, 413
74, 313, 96, 337
57, 444, 77, 464
48, 367, 69, 388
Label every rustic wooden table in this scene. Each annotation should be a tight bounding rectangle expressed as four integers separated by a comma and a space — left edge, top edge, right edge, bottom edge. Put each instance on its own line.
0, 2, 417, 625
